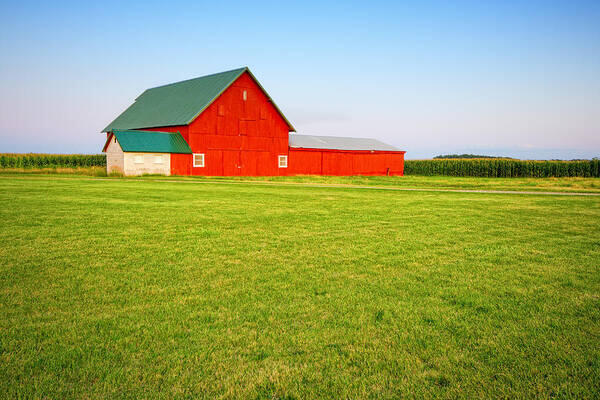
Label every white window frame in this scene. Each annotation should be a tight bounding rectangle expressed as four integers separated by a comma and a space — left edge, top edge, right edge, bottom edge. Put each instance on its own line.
134, 155, 144, 164
278, 155, 288, 168
193, 153, 205, 168
153, 155, 163, 164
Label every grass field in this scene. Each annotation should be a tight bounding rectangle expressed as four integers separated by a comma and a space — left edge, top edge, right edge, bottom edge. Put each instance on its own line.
1, 175, 599, 398
2, 168, 600, 193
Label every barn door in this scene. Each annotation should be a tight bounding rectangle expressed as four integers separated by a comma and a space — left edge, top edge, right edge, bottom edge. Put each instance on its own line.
223, 150, 241, 176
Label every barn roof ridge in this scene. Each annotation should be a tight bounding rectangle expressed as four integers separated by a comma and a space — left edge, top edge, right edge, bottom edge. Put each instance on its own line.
144, 67, 248, 92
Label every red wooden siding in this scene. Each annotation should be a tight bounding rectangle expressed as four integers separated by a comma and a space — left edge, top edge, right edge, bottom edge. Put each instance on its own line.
186, 71, 289, 176
170, 153, 192, 176
288, 149, 405, 176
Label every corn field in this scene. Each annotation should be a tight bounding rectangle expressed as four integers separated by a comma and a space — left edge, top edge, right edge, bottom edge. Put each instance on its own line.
0, 154, 106, 168
405, 158, 600, 178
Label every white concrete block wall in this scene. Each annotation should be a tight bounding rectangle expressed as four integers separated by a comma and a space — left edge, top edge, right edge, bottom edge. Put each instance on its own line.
104, 138, 171, 176
123, 152, 171, 176
105, 137, 124, 174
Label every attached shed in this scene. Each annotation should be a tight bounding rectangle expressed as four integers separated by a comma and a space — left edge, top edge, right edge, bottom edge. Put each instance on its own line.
103, 130, 192, 175
288, 134, 405, 176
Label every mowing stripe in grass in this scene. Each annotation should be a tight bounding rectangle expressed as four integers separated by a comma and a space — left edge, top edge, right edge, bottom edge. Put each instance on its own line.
151, 179, 600, 196
1, 174, 599, 196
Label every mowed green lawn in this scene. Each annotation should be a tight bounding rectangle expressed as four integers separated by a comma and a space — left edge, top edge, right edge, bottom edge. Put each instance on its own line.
1, 175, 599, 399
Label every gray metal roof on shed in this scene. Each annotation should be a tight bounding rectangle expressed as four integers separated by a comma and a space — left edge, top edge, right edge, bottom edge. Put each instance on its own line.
289, 134, 400, 151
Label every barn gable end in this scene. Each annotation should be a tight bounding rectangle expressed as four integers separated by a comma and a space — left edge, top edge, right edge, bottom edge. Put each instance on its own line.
185, 71, 291, 176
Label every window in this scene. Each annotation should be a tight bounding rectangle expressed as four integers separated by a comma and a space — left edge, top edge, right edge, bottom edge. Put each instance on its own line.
278, 155, 288, 168
193, 153, 205, 167
134, 155, 144, 164
154, 155, 163, 164
114, 136, 117, 143
218, 104, 225, 116
242, 90, 247, 101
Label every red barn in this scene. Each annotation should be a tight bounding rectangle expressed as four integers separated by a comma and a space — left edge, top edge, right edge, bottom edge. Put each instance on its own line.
102, 67, 405, 176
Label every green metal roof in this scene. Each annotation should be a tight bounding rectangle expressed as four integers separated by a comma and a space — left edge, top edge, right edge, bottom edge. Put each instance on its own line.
108, 130, 192, 154
102, 67, 295, 132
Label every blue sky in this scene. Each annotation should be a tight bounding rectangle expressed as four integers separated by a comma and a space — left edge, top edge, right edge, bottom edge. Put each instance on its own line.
0, 0, 598, 159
